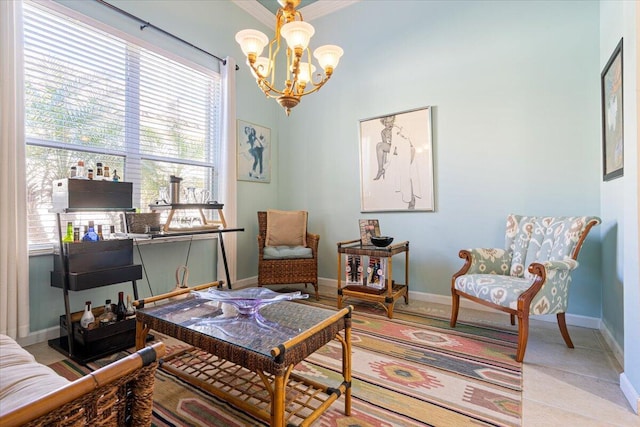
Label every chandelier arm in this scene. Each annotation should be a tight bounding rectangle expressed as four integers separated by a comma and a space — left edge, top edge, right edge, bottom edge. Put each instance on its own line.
247, 61, 287, 98
295, 78, 330, 97
266, 38, 279, 87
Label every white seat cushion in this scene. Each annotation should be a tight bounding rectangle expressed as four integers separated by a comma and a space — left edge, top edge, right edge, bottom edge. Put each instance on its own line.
0, 334, 70, 415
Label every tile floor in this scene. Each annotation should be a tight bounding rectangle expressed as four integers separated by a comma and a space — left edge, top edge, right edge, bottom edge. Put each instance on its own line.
24, 297, 639, 427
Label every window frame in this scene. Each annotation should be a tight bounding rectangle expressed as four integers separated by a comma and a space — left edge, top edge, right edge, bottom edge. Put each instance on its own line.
23, 0, 223, 253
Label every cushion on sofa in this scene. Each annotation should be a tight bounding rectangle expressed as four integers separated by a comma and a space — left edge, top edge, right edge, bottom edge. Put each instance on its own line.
0, 334, 70, 415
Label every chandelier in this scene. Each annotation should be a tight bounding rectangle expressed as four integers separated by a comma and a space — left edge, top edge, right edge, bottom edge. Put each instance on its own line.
235, 0, 343, 115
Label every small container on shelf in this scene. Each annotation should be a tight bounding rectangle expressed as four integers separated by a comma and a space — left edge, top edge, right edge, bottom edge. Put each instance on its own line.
80, 301, 95, 329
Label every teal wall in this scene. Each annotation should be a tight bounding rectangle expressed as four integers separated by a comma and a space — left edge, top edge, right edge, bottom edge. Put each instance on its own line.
278, 0, 603, 311
599, 0, 640, 409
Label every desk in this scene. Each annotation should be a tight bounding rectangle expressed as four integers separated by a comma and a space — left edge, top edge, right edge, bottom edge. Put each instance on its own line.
144, 227, 244, 289
135, 286, 352, 427
336, 239, 409, 318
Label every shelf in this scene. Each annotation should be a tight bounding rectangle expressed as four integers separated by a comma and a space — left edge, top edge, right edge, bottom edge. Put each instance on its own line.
149, 202, 224, 210
49, 332, 154, 365
51, 207, 136, 213
51, 264, 143, 291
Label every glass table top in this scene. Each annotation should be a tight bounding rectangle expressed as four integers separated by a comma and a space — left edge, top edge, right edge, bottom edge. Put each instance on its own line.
138, 296, 340, 356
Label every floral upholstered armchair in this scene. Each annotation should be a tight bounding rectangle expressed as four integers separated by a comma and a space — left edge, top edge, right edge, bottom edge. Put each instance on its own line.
451, 214, 600, 362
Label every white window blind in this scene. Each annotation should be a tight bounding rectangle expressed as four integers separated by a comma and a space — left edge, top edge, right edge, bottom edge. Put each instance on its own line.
23, 2, 222, 249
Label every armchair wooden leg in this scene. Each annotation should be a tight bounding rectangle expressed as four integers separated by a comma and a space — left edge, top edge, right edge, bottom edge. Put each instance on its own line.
450, 292, 460, 327
516, 314, 530, 362
557, 312, 574, 349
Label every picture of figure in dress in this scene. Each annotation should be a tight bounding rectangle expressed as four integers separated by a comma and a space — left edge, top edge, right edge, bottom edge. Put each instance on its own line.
359, 107, 434, 212
372, 115, 420, 209
237, 120, 271, 183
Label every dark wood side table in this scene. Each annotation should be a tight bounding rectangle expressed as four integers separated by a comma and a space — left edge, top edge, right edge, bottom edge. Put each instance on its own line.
336, 239, 409, 318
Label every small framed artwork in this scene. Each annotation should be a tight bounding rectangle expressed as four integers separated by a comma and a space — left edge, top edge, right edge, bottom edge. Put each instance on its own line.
601, 38, 623, 181
358, 219, 380, 245
237, 119, 271, 183
359, 107, 435, 211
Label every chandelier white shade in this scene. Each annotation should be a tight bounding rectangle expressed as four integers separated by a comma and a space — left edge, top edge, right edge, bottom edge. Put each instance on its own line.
235, 0, 343, 115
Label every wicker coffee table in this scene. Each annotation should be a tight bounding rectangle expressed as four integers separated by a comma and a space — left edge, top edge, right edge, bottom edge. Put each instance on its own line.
135, 284, 352, 427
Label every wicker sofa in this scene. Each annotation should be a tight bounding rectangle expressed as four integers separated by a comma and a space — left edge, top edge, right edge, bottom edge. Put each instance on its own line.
0, 334, 164, 427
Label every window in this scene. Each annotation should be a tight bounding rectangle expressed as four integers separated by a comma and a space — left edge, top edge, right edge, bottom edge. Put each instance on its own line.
23, 2, 222, 249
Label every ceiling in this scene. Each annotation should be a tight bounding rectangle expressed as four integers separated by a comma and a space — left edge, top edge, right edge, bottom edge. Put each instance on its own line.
256, 0, 319, 15
234, 0, 358, 26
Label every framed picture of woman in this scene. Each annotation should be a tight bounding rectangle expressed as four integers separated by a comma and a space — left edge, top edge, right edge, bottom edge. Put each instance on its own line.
237, 120, 271, 183
359, 107, 435, 212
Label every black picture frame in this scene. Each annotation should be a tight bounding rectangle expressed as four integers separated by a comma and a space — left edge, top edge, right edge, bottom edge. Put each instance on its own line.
601, 38, 623, 181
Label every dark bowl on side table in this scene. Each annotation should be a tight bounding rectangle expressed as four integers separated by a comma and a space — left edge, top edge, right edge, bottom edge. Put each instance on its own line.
371, 236, 394, 247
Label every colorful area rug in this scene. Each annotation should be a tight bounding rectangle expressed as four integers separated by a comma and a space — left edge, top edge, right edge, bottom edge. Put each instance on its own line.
48, 299, 522, 427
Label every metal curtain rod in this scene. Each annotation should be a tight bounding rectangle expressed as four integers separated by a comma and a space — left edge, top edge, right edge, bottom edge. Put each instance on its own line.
94, 0, 238, 70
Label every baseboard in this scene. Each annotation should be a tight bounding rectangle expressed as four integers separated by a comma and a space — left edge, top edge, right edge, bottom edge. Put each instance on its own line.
19, 276, 603, 347
620, 372, 640, 415
232, 276, 257, 289
321, 278, 602, 328
15, 326, 60, 348
600, 321, 624, 367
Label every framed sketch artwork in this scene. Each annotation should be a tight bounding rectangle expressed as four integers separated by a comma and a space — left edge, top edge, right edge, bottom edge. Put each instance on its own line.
359, 107, 435, 212
601, 38, 623, 181
237, 120, 271, 183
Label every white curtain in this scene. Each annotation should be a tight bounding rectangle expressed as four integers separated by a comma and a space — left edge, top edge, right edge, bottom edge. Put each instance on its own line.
218, 57, 238, 287
0, 0, 30, 339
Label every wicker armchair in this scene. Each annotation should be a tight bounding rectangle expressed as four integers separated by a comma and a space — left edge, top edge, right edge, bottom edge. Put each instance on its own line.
0, 341, 165, 427
257, 211, 320, 300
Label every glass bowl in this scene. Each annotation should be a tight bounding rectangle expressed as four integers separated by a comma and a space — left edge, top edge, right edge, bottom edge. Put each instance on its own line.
191, 287, 308, 316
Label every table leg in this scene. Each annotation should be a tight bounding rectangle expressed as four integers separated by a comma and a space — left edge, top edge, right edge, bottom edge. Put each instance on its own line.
387, 258, 394, 319
218, 233, 232, 289
404, 245, 410, 304
337, 251, 343, 309
135, 319, 150, 350
272, 374, 285, 427
344, 320, 352, 415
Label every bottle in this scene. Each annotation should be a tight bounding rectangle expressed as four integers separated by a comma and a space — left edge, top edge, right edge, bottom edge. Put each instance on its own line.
112, 169, 120, 182
69, 165, 77, 179
98, 299, 116, 326
125, 294, 136, 319
82, 221, 99, 242
116, 291, 126, 321
103, 165, 111, 181
76, 160, 85, 179
87, 168, 94, 180
97, 224, 104, 241
73, 227, 80, 242
95, 162, 104, 180
80, 301, 95, 329
62, 221, 74, 243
